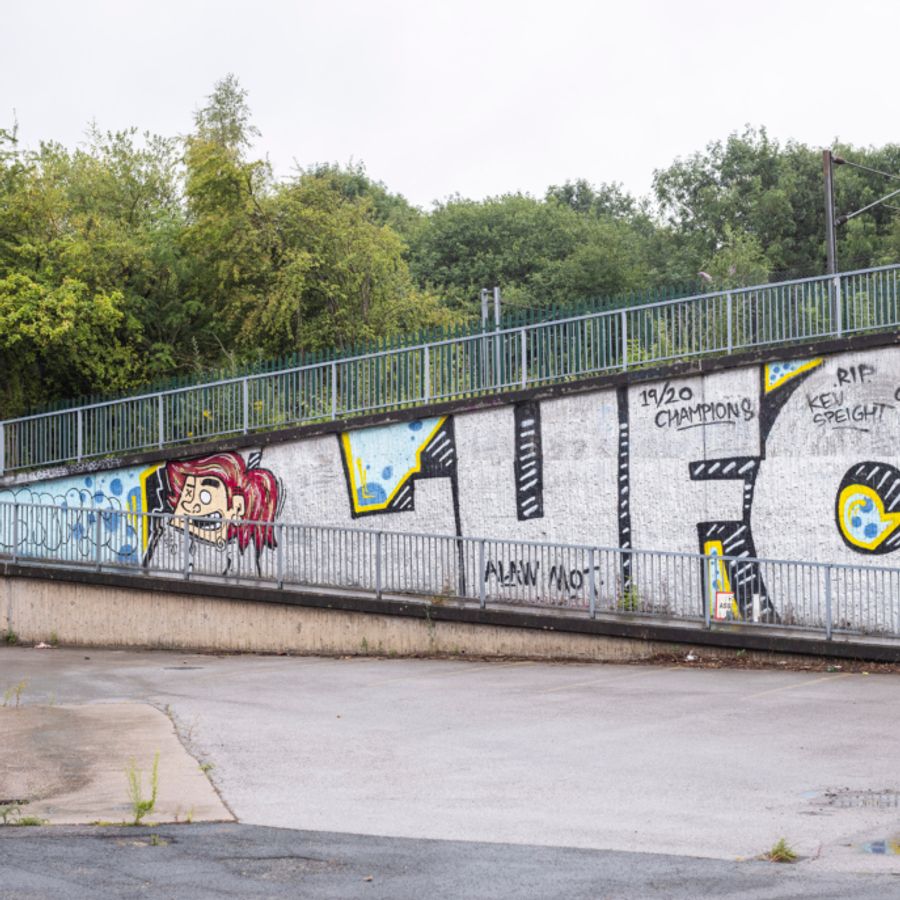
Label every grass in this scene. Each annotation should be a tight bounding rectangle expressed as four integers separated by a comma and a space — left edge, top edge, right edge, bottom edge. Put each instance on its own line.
2, 680, 26, 708
0, 803, 46, 826
764, 837, 798, 863
126, 753, 160, 826
617, 585, 641, 613
3, 629, 18, 645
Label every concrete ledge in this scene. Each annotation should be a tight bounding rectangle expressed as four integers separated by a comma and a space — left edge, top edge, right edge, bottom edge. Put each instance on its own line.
2, 563, 898, 662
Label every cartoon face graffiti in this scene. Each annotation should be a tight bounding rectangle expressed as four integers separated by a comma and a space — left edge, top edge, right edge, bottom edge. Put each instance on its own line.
163, 453, 280, 567
172, 473, 245, 546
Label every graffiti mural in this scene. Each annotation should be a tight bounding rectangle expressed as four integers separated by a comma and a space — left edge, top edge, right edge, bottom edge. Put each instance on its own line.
836, 462, 900, 554
0, 450, 281, 575
687, 359, 825, 619
2, 344, 898, 625
143, 451, 281, 575
339, 417, 457, 517
513, 402, 543, 520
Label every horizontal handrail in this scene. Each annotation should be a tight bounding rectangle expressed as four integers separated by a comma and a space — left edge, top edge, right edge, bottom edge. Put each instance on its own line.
1, 501, 898, 641
1, 263, 898, 474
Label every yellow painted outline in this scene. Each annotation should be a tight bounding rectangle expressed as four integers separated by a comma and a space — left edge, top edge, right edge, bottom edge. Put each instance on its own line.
764, 358, 823, 394
703, 539, 740, 619
138, 463, 164, 551
342, 417, 447, 514
838, 483, 900, 551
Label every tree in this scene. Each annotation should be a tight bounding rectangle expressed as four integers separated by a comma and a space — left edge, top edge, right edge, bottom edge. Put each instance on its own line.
181, 76, 278, 361
239, 173, 453, 357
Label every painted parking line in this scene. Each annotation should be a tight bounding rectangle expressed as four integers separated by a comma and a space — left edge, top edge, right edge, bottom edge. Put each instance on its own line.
746, 672, 854, 700
535, 665, 680, 695
364, 660, 535, 687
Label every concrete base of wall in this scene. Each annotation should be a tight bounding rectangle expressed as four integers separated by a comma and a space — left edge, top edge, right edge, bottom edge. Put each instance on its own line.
1, 575, 688, 662
3, 568, 898, 663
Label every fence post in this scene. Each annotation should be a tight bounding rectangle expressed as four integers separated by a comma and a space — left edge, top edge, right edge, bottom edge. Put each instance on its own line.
704, 555, 711, 630
726, 292, 733, 354
824, 566, 833, 640
331, 361, 338, 420
520, 328, 528, 388
95, 507, 102, 572
479, 539, 486, 609
277, 522, 284, 589
183, 517, 190, 580
0, 422, 5, 476
833, 275, 843, 336
620, 310, 628, 370
157, 394, 165, 449
76, 409, 84, 462
12, 501, 18, 563
589, 547, 597, 619
375, 530, 383, 599
423, 345, 430, 403
242, 378, 250, 435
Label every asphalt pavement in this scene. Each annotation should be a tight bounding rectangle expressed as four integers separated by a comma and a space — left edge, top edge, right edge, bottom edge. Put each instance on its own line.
1, 646, 899, 897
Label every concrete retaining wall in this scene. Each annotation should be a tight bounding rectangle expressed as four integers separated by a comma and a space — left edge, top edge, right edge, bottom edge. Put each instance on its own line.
0, 574, 689, 661
2, 337, 900, 637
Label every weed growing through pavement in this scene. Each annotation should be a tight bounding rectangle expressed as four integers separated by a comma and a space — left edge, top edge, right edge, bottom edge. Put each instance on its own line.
126, 753, 160, 826
0, 802, 45, 826
3, 629, 18, 645
2, 680, 26, 708
764, 838, 798, 863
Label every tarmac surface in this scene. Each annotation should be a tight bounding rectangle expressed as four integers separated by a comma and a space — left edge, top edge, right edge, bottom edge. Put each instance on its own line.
2, 646, 899, 897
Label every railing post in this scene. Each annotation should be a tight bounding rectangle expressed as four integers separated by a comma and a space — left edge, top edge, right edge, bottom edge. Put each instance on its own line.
183, 517, 190, 580
833, 275, 843, 336
331, 361, 338, 420
520, 328, 528, 388
94, 507, 102, 572
423, 345, 431, 403
157, 394, 165, 449
76, 409, 84, 462
704, 556, 711, 630
0, 422, 5, 476
824, 566, 833, 640
620, 310, 628, 369
589, 548, 597, 619
12, 501, 18, 563
479, 539, 486, 609
726, 292, 733, 354
242, 378, 250, 435
375, 530, 383, 599
276, 522, 284, 588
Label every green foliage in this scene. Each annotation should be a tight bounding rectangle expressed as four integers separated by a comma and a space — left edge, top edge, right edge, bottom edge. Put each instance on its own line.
126, 752, 160, 826
653, 126, 900, 280
764, 837, 798, 863
0, 86, 898, 419
408, 192, 649, 313
2, 680, 26, 708
618, 584, 640, 612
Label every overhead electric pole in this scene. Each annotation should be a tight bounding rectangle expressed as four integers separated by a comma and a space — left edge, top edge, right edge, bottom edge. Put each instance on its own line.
823, 149, 838, 275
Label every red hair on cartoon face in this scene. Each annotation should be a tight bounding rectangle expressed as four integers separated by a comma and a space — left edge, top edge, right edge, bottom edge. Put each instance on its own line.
165, 452, 280, 553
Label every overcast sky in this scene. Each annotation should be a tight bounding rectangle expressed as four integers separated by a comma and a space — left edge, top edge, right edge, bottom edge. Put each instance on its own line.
3, 0, 896, 209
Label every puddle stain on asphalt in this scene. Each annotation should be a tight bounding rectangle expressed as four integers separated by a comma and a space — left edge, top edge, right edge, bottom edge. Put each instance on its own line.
860, 838, 900, 855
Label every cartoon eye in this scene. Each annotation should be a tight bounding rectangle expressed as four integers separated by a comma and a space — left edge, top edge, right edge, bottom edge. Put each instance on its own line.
199, 490, 212, 505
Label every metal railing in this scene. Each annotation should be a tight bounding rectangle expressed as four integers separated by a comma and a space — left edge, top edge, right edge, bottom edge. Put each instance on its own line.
2, 263, 898, 476
1, 501, 898, 641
